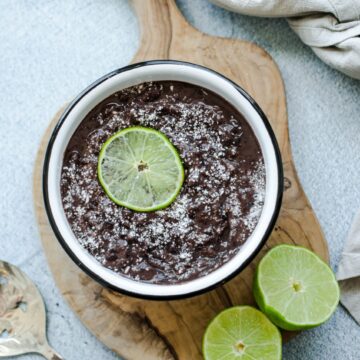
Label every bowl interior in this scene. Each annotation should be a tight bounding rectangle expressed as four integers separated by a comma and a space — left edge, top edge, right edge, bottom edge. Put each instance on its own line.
45, 62, 282, 298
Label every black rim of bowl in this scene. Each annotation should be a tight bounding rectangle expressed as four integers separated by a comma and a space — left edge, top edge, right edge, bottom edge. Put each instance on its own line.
43, 60, 284, 300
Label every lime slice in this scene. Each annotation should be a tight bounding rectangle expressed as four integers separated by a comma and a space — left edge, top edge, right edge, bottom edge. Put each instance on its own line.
98, 126, 184, 212
254, 245, 340, 331
203, 306, 282, 360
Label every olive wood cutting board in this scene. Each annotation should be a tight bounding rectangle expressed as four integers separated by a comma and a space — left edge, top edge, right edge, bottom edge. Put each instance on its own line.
33, 1, 329, 359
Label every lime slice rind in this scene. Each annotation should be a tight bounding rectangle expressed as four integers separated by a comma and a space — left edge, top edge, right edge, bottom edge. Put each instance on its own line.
98, 126, 184, 212
254, 245, 340, 331
203, 306, 282, 360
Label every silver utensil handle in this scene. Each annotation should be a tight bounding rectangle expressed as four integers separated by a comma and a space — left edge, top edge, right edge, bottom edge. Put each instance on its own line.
39, 344, 64, 360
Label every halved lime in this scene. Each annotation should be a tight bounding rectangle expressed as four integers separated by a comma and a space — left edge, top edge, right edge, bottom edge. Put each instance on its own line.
98, 126, 184, 212
203, 306, 282, 360
254, 245, 340, 331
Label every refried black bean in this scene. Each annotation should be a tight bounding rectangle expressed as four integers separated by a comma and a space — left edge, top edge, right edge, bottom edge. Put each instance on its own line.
60, 81, 265, 284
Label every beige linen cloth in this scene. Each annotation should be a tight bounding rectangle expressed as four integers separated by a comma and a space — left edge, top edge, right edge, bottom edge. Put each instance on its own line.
337, 211, 360, 325
211, 0, 360, 324
210, 0, 360, 79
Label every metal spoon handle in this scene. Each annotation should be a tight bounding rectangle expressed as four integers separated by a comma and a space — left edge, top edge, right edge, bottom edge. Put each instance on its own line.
38, 344, 64, 360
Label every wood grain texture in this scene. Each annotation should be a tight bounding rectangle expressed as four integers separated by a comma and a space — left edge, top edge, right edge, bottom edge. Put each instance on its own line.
33, 1, 329, 359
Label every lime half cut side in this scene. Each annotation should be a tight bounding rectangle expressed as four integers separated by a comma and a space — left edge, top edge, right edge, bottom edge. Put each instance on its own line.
98, 126, 184, 212
254, 245, 340, 331
203, 306, 282, 360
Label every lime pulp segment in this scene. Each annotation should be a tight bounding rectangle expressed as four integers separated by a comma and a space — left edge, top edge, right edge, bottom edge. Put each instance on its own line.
203, 306, 282, 360
254, 245, 340, 331
98, 126, 184, 212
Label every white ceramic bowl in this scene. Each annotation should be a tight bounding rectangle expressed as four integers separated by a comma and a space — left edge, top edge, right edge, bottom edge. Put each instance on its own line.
43, 61, 283, 299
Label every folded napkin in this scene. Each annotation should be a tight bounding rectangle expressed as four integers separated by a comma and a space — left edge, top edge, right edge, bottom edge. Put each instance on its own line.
210, 0, 360, 80
337, 210, 360, 325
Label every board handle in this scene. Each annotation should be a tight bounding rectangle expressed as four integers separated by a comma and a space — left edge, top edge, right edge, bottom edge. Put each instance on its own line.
130, 0, 193, 61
